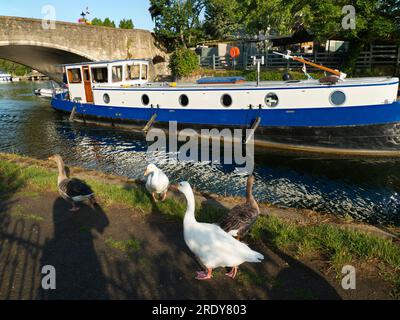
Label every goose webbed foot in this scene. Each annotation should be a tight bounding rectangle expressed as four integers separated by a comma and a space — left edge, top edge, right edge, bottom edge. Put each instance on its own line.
226, 266, 238, 279
196, 268, 213, 281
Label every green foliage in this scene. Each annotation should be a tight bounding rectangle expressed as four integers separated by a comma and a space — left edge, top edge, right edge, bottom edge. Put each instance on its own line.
203, 0, 245, 39
299, 0, 399, 43
91, 17, 116, 28
119, 19, 135, 29
91, 18, 104, 26
169, 48, 199, 78
251, 216, 400, 273
103, 18, 116, 28
149, 0, 205, 50
0, 59, 31, 76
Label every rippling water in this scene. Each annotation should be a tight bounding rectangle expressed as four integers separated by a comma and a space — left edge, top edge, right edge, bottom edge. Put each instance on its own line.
1, 82, 400, 225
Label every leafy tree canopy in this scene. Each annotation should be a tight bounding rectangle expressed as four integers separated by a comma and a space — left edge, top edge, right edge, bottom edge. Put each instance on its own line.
149, 0, 205, 50
119, 19, 135, 29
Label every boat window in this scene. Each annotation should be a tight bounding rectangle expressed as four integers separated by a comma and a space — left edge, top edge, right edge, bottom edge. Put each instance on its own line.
91, 67, 108, 83
67, 68, 82, 84
112, 65, 123, 83
141, 64, 148, 80
126, 65, 140, 81
265, 93, 279, 108
103, 93, 110, 104
221, 94, 233, 107
142, 94, 150, 106
330, 91, 346, 106
179, 94, 189, 107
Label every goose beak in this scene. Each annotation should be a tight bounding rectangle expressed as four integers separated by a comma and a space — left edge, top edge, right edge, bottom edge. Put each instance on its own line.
169, 184, 179, 192
144, 169, 150, 177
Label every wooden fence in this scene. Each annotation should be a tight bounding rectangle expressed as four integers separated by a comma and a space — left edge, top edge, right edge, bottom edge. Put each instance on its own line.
199, 45, 400, 72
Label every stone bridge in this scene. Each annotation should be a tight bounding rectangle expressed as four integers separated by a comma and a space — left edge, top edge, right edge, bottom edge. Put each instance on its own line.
0, 16, 169, 82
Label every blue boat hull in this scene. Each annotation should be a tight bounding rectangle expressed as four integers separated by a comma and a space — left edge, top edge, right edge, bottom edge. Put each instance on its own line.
52, 94, 400, 128
51, 95, 400, 151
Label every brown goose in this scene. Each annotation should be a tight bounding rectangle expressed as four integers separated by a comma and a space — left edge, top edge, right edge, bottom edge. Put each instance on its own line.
49, 155, 97, 212
219, 175, 260, 240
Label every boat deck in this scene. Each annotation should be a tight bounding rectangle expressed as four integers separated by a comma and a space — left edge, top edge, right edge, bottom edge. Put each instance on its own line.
95, 77, 398, 90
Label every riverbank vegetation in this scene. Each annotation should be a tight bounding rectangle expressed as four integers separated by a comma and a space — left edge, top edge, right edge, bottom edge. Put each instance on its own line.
0, 59, 31, 76
1, 153, 399, 297
150, 0, 399, 76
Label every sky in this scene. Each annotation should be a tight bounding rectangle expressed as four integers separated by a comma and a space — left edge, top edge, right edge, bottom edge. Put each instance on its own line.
0, 0, 155, 30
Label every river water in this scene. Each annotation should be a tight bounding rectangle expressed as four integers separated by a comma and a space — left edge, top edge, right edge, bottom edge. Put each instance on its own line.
1, 82, 400, 225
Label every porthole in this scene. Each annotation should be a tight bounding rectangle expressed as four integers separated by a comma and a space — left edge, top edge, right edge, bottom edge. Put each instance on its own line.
265, 93, 279, 108
142, 94, 150, 106
179, 94, 189, 107
221, 94, 233, 107
103, 93, 110, 104
330, 91, 346, 106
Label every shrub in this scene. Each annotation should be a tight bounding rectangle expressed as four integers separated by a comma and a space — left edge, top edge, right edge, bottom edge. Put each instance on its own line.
169, 48, 199, 79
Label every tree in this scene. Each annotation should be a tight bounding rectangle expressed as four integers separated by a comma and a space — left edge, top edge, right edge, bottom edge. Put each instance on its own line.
91, 18, 104, 26
294, 0, 399, 72
203, 0, 246, 39
103, 18, 116, 28
119, 19, 134, 29
149, 0, 205, 50
169, 48, 199, 78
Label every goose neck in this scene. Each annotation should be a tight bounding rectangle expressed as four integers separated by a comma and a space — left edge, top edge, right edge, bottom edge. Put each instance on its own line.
56, 158, 67, 182
183, 191, 196, 224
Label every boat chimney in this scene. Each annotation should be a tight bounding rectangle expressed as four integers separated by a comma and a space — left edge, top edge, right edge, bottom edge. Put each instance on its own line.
253, 56, 265, 87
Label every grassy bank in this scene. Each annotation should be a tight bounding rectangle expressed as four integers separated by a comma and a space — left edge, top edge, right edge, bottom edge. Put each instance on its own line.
1, 153, 399, 296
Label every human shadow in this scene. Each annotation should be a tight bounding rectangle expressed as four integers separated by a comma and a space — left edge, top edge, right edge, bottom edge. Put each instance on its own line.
37, 198, 109, 300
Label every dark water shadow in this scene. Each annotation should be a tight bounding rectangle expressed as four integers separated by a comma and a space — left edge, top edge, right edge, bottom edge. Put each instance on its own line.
37, 198, 109, 299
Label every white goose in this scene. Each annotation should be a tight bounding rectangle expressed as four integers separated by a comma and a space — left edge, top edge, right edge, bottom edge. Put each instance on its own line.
144, 164, 170, 202
178, 181, 264, 280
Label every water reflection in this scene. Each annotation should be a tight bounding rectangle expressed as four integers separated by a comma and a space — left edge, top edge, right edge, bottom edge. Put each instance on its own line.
0, 82, 399, 225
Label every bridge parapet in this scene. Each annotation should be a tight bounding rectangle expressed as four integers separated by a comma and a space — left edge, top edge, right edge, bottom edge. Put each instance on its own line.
0, 16, 169, 81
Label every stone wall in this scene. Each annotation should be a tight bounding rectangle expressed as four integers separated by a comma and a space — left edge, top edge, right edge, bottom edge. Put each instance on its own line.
0, 16, 169, 81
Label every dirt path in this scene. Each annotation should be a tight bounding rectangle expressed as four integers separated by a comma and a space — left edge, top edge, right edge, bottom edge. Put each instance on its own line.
0, 189, 393, 300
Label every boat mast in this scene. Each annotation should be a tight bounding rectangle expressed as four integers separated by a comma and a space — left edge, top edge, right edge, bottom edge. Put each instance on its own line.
273, 51, 347, 80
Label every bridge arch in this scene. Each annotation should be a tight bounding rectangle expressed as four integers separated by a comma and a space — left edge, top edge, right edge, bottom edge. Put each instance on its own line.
0, 16, 169, 82
0, 41, 97, 81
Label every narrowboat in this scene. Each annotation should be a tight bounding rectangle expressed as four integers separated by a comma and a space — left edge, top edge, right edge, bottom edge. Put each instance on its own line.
51, 55, 400, 155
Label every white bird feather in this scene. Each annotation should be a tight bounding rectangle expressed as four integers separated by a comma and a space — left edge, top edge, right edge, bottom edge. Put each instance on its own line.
179, 182, 264, 269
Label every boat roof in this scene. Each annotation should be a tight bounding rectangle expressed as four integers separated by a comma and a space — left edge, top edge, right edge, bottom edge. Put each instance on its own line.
57, 59, 151, 68
94, 77, 398, 90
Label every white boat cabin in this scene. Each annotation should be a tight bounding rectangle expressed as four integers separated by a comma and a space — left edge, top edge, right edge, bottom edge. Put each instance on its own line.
63, 59, 150, 103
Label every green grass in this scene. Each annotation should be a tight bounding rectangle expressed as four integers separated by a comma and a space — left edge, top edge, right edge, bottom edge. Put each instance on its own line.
251, 216, 400, 276
8, 204, 44, 222
105, 237, 141, 258
1, 154, 400, 293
